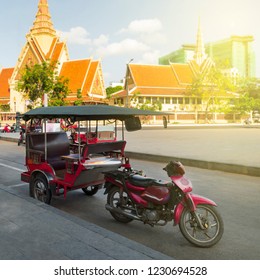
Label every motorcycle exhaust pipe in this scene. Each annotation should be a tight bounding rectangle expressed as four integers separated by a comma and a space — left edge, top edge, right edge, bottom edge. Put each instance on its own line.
105, 204, 140, 221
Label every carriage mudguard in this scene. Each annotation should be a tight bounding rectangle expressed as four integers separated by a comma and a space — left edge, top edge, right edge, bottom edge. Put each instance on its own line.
30, 170, 56, 190
173, 193, 217, 225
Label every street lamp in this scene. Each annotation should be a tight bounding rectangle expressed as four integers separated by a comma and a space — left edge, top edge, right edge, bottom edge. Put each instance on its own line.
125, 58, 134, 108
43, 93, 48, 107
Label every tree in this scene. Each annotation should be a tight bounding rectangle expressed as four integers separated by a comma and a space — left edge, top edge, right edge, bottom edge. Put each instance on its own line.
131, 92, 162, 111
73, 89, 84, 106
223, 77, 260, 119
236, 77, 260, 111
0, 104, 10, 112
189, 64, 235, 122
17, 60, 69, 108
106, 85, 123, 99
228, 93, 255, 115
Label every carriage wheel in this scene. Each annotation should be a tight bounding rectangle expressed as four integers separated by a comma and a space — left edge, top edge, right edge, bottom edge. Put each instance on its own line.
81, 185, 100, 196
32, 174, 52, 204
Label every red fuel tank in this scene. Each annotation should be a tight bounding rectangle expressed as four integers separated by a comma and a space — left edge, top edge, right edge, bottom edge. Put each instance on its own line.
141, 186, 170, 205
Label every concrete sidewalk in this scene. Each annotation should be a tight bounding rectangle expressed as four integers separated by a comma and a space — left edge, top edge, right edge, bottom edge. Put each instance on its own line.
0, 184, 170, 260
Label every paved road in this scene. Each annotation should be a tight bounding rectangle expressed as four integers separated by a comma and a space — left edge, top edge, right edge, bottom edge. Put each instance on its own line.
1, 141, 260, 260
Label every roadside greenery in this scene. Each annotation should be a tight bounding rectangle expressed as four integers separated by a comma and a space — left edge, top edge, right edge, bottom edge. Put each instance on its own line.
0, 104, 10, 112
189, 62, 235, 121
73, 89, 84, 106
131, 92, 162, 111
189, 61, 260, 120
17, 60, 69, 108
234, 77, 260, 113
106, 85, 123, 99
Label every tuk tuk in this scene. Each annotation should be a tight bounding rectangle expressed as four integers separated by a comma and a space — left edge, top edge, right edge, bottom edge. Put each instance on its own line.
21, 105, 165, 204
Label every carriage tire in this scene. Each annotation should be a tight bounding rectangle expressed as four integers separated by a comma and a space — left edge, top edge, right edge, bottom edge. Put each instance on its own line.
82, 185, 99, 196
31, 174, 52, 204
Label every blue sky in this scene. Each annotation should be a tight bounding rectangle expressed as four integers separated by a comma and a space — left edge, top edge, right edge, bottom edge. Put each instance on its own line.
0, 0, 259, 86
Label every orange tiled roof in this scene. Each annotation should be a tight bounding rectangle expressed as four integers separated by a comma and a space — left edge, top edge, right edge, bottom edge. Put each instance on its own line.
129, 64, 180, 87
46, 37, 59, 59
171, 63, 193, 84
28, 37, 45, 62
59, 59, 91, 93
111, 89, 126, 98
0, 68, 14, 100
82, 60, 98, 95
50, 42, 64, 62
118, 63, 193, 98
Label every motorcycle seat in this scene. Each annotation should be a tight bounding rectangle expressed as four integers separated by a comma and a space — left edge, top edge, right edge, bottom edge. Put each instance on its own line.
128, 174, 169, 187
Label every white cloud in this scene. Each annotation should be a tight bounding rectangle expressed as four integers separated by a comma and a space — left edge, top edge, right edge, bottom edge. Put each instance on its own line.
60, 26, 91, 45
141, 50, 161, 64
60, 27, 109, 50
118, 18, 166, 47
93, 34, 109, 46
95, 38, 150, 57
119, 18, 163, 34
59, 20, 165, 75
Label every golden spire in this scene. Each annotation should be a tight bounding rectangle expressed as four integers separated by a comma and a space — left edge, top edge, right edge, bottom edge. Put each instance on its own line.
193, 17, 207, 66
30, 0, 56, 36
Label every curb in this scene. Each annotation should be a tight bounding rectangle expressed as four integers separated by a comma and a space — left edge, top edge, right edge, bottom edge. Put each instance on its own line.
125, 151, 260, 177
0, 136, 18, 143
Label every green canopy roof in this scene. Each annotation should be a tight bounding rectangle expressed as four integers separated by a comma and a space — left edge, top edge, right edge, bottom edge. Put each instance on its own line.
22, 105, 169, 121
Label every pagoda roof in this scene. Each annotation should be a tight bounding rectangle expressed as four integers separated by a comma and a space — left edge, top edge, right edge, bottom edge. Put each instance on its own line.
170, 63, 193, 84
59, 59, 99, 95
30, 0, 56, 36
112, 63, 194, 98
0, 68, 14, 103
129, 64, 180, 87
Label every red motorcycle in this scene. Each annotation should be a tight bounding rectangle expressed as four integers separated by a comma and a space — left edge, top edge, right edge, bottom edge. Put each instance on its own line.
104, 160, 224, 247
2, 124, 11, 133
2, 123, 16, 133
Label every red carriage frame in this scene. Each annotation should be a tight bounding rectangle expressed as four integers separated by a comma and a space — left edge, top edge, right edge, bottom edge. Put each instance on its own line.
21, 105, 166, 204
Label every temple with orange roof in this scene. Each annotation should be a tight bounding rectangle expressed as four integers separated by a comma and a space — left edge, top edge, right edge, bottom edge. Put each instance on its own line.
111, 20, 237, 122
0, 0, 106, 113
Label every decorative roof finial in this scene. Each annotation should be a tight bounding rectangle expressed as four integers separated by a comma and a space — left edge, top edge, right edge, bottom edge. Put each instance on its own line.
193, 17, 207, 66
30, 0, 56, 36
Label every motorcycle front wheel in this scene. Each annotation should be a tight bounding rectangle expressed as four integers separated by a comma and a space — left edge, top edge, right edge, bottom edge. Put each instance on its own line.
107, 186, 134, 223
179, 204, 224, 248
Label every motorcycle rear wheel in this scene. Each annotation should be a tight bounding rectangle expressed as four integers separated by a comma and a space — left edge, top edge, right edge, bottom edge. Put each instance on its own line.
179, 204, 224, 248
107, 186, 134, 223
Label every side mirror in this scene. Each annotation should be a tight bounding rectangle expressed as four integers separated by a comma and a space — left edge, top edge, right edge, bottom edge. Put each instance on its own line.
125, 117, 142, 132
